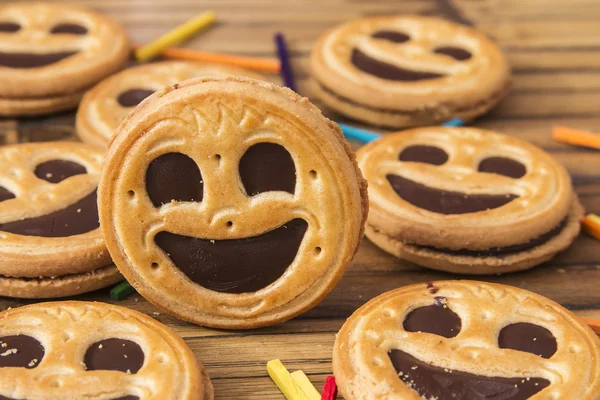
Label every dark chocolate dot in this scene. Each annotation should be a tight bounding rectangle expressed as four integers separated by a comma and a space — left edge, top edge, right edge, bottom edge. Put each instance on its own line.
372, 30, 410, 43
0, 22, 20, 33
0, 335, 44, 368
34, 160, 87, 184
351, 48, 444, 81
0, 186, 15, 203
84, 338, 144, 373
434, 46, 472, 61
145, 153, 203, 207
478, 157, 527, 179
0, 190, 99, 237
0, 51, 77, 69
399, 145, 448, 165
50, 23, 88, 35
117, 89, 155, 107
388, 349, 550, 399
499, 323, 557, 359
403, 297, 461, 338
239, 143, 296, 195
386, 174, 518, 214
111, 397, 140, 400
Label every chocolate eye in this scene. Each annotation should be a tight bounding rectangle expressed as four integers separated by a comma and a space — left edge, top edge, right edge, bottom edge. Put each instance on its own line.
117, 89, 155, 107
498, 323, 557, 359
0, 22, 20, 33
50, 23, 88, 35
478, 157, 526, 179
372, 30, 410, 44
0, 335, 44, 368
84, 338, 144, 373
399, 145, 448, 165
403, 297, 461, 338
434, 46, 472, 61
145, 153, 203, 207
240, 143, 296, 195
34, 160, 87, 184
0, 186, 15, 202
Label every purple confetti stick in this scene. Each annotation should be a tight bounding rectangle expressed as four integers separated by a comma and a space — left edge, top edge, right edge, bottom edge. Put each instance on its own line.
274, 32, 296, 92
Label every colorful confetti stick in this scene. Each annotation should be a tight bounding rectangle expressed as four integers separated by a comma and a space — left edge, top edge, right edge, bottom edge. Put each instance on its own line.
133, 45, 280, 73
321, 376, 338, 400
267, 359, 309, 400
339, 118, 464, 144
291, 370, 321, 400
581, 213, 600, 241
275, 32, 296, 91
552, 125, 600, 150
135, 10, 216, 62
581, 317, 600, 334
109, 280, 135, 301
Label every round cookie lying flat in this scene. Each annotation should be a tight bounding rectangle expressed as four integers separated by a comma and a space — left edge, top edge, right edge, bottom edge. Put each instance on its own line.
311, 15, 511, 128
357, 127, 582, 274
99, 76, 368, 329
76, 61, 266, 147
333, 281, 600, 400
0, 90, 83, 117
0, 142, 121, 298
0, 2, 129, 99
0, 301, 213, 400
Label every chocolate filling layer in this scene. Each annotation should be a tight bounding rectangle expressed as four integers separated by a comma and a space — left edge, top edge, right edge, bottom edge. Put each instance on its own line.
420, 219, 567, 258
351, 48, 444, 81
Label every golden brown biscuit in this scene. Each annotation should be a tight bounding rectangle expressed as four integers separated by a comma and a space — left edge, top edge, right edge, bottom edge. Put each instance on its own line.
0, 90, 83, 117
0, 142, 119, 298
99, 76, 368, 329
76, 61, 266, 147
333, 281, 600, 400
357, 127, 582, 274
311, 15, 511, 128
0, 2, 129, 99
0, 301, 213, 399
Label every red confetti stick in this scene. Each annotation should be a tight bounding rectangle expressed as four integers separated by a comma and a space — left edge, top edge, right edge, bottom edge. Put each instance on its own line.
321, 376, 337, 400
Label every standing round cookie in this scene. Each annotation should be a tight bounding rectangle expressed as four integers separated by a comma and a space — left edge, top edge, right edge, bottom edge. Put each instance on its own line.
311, 16, 511, 128
0, 142, 121, 298
0, 2, 129, 115
0, 301, 213, 400
357, 127, 582, 274
333, 281, 600, 400
76, 62, 266, 147
99, 76, 368, 329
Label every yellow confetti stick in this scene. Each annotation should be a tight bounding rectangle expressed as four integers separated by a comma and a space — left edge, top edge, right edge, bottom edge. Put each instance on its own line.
267, 359, 309, 400
291, 370, 321, 400
135, 10, 216, 62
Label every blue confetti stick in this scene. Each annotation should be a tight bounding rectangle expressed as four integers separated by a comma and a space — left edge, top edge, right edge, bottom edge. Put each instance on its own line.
274, 32, 296, 92
339, 118, 464, 144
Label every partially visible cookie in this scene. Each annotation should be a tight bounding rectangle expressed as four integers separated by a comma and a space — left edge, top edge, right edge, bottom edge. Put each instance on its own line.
0, 2, 129, 116
357, 127, 582, 274
0, 301, 213, 400
0, 142, 121, 298
333, 281, 600, 400
99, 76, 367, 329
311, 15, 511, 128
76, 61, 266, 147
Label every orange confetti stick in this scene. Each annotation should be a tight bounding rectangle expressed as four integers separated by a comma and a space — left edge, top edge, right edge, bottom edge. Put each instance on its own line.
581, 317, 600, 334
134, 45, 280, 73
552, 126, 600, 150
581, 213, 600, 241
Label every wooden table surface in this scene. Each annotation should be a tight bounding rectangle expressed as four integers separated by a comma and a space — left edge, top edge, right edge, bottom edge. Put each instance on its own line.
1, 0, 600, 398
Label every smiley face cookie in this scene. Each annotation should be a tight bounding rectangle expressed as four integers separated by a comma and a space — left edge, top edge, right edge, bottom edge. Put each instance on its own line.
0, 301, 213, 400
358, 127, 583, 274
76, 61, 266, 147
333, 281, 600, 400
99, 76, 367, 329
0, 142, 122, 298
311, 15, 511, 128
0, 2, 129, 116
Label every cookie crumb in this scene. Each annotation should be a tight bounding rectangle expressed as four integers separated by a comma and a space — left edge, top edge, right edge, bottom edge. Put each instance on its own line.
98, 344, 103, 349
77, 208, 82, 213
0, 348, 17, 356
28, 358, 38, 367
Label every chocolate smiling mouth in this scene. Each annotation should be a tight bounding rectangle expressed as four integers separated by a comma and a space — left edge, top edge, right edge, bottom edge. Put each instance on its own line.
387, 174, 518, 215
351, 49, 445, 81
0, 51, 78, 68
155, 219, 308, 293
